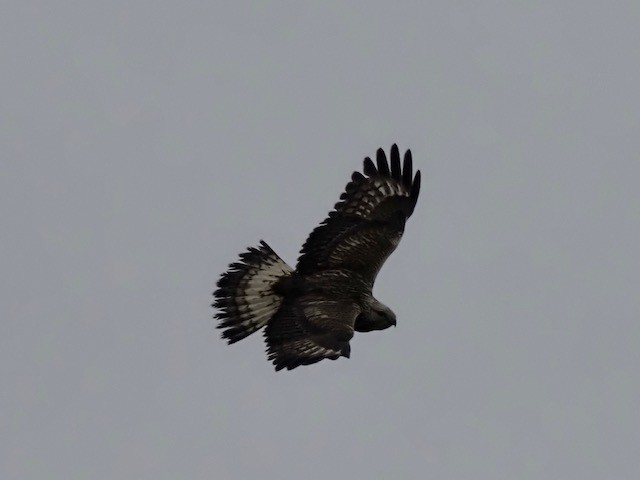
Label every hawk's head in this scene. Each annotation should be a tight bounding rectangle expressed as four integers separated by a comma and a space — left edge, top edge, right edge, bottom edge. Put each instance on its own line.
355, 299, 396, 332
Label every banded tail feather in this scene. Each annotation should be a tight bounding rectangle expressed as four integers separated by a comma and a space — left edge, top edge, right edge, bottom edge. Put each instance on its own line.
213, 241, 293, 343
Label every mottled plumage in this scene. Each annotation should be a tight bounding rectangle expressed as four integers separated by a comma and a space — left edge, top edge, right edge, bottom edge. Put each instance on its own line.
213, 145, 421, 371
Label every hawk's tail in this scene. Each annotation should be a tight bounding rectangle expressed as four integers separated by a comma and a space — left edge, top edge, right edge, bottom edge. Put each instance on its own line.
213, 241, 293, 344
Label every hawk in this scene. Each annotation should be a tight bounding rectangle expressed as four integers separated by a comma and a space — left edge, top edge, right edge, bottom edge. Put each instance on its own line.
213, 145, 421, 370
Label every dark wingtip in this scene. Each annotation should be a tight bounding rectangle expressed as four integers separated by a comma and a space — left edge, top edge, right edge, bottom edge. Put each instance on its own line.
402, 149, 413, 187
390, 145, 401, 180
411, 170, 421, 207
376, 148, 390, 176
364, 146, 411, 181
363, 157, 377, 176
351, 171, 365, 183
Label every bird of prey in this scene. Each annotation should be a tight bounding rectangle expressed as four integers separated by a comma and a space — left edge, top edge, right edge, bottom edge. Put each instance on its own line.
213, 145, 421, 371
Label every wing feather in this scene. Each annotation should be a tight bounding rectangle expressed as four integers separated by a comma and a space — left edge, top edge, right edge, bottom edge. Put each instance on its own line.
296, 145, 421, 283
402, 149, 413, 186
264, 294, 359, 371
363, 157, 377, 176
376, 148, 390, 176
390, 145, 401, 181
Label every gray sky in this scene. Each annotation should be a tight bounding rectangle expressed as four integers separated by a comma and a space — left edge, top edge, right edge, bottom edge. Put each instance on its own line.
2, 2, 639, 479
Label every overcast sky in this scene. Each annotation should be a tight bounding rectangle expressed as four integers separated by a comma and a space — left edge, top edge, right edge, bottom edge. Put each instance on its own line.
2, 2, 639, 479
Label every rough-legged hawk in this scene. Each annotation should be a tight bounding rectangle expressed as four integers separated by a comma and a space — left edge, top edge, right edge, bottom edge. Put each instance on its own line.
213, 145, 421, 370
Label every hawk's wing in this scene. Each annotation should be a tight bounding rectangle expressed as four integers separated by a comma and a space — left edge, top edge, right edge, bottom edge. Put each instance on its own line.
296, 145, 421, 284
264, 294, 360, 371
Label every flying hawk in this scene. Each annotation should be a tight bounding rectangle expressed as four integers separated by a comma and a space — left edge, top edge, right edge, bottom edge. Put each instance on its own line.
213, 145, 421, 370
